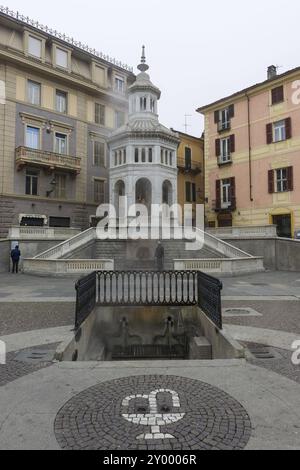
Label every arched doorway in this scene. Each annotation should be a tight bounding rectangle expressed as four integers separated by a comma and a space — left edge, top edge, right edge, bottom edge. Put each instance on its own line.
114, 180, 125, 216
162, 180, 173, 206
135, 178, 152, 212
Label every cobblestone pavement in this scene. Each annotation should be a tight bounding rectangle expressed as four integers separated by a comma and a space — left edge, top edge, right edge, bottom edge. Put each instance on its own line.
0, 303, 74, 336
0, 344, 58, 387
242, 342, 300, 385
223, 300, 300, 334
54, 375, 252, 451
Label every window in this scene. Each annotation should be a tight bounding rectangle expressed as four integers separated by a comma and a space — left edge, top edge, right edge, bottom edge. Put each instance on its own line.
28, 36, 42, 58
95, 103, 105, 126
94, 141, 105, 167
220, 137, 231, 163
267, 118, 291, 144
276, 168, 288, 193
221, 179, 231, 205
185, 147, 192, 169
56, 90, 67, 113
115, 76, 125, 93
272, 86, 284, 105
55, 133, 68, 155
274, 120, 286, 142
94, 179, 105, 204
215, 105, 234, 131
140, 97, 147, 111
186, 182, 196, 203
54, 174, 67, 199
28, 80, 41, 106
115, 111, 125, 128
26, 126, 40, 149
25, 170, 38, 196
148, 148, 153, 163
49, 217, 70, 228
135, 148, 139, 163
142, 148, 146, 163
56, 48, 68, 69
150, 98, 155, 113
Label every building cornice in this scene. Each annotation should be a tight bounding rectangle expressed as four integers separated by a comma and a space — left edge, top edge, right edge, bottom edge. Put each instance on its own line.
197, 66, 300, 114
0, 46, 129, 105
0, 6, 134, 74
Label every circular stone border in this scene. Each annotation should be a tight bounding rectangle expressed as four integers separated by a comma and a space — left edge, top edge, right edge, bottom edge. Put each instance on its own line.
54, 375, 252, 450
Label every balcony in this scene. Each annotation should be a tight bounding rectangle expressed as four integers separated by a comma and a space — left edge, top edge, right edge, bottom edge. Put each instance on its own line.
177, 158, 202, 175
16, 147, 81, 174
217, 121, 231, 133
212, 198, 237, 213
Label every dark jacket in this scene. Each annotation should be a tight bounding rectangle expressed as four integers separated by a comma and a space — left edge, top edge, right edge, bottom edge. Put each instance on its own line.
155, 245, 165, 260
11, 248, 21, 262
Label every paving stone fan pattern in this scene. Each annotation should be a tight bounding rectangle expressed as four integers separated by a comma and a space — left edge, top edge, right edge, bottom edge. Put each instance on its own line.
54, 375, 252, 450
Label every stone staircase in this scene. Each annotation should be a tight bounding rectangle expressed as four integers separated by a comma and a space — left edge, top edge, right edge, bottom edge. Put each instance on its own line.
94, 239, 225, 271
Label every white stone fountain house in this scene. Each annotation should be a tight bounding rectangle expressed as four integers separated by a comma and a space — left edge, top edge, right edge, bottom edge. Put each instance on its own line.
108, 47, 179, 224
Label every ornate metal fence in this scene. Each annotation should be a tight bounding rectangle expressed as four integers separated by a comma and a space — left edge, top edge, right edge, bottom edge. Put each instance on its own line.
197, 271, 223, 329
96, 271, 198, 306
75, 272, 96, 329
74, 270, 223, 330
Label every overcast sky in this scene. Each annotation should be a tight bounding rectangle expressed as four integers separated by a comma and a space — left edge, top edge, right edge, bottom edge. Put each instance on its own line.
5, 0, 300, 136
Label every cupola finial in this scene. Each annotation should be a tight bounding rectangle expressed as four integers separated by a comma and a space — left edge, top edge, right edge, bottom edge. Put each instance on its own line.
137, 45, 149, 72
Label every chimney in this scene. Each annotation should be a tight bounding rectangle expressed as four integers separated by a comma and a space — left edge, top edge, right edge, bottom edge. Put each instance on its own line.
268, 65, 277, 80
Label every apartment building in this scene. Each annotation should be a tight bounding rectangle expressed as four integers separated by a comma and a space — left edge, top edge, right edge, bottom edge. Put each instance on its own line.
197, 65, 300, 238
0, 7, 135, 237
173, 130, 204, 225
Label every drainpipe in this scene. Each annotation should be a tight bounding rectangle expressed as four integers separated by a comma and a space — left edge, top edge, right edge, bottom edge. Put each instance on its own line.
246, 93, 254, 202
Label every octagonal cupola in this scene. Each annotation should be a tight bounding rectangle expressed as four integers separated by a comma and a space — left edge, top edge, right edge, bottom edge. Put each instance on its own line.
128, 46, 161, 120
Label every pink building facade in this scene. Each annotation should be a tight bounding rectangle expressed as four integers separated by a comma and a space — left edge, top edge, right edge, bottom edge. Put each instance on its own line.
198, 66, 300, 238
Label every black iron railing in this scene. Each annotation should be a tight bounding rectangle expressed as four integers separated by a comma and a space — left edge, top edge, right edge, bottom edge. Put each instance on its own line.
74, 270, 223, 330
75, 272, 96, 329
96, 271, 198, 306
197, 271, 223, 329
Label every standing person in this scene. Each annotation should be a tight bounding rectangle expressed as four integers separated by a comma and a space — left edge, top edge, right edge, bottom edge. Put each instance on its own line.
155, 242, 165, 272
11, 245, 21, 274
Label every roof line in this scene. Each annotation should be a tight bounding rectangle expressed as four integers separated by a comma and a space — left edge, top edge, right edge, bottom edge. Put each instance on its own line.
196, 65, 300, 113
0, 5, 134, 73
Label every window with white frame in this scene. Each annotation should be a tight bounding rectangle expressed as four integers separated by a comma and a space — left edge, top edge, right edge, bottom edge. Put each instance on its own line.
94, 141, 105, 167
28, 80, 41, 106
220, 137, 231, 163
221, 179, 231, 206
25, 170, 39, 196
274, 120, 286, 142
28, 36, 42, 59
56, 90, 67, 113
276, 168, 288, 193
115, 76, 125, 94
55, 48, 68, 69
54, 174, 67, 199
94, 179, 105, 204
26, 126, 40, 149
219, 108, 230, 129
55, 133, 68, 155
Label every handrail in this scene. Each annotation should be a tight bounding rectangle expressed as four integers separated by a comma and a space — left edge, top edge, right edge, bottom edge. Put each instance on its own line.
194, 227, 254, 259
34, 227, 96, 259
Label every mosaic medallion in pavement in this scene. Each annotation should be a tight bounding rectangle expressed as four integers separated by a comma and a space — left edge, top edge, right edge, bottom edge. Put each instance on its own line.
54, 375, 252, 450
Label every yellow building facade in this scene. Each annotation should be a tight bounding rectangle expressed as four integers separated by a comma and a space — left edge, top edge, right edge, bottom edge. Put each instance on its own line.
174, 131, 204, 224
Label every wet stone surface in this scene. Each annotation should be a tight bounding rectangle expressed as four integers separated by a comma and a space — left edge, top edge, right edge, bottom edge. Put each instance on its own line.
54, 375, 252, 450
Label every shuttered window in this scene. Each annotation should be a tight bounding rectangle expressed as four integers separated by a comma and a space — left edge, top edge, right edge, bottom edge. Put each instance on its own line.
271, 86, 284, 105
94, 141, 105, 167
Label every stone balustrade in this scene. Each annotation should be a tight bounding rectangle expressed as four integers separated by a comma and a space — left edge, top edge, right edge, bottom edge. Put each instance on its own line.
8, 226, 81, 240
207, 225, 278, 239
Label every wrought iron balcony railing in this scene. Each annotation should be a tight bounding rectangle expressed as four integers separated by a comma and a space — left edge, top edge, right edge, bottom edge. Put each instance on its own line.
217, 121, 231, 133
15, 147, 81, 174
177, 158, 202, 175
212, 198, 237, 212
